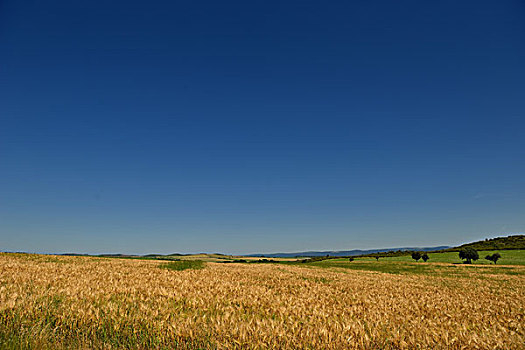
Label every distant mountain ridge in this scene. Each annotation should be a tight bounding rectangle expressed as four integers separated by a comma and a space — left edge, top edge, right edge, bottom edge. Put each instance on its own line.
246, 235, 525, 258
244, 246, 450, 258
12, 235, 523, 258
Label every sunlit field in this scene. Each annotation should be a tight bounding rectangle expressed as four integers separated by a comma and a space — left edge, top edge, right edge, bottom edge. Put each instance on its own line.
357, 249, 525, 265
1, 253, 524, 349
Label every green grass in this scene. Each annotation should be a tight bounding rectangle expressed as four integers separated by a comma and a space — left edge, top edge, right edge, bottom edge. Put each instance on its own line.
158, 260, 205, 271
303, 250, 525, 277
305, 259, 524, 277
343, 249, 525, 265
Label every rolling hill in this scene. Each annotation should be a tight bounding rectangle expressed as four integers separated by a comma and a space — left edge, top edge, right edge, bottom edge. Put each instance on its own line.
446, 235, 525, 251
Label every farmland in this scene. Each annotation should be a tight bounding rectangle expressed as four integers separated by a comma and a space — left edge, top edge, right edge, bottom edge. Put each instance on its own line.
366, 249, 525, 265
1, 252, 524, 349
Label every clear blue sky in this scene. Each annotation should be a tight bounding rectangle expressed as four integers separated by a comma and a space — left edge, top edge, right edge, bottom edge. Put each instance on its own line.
1, 0, 524, 255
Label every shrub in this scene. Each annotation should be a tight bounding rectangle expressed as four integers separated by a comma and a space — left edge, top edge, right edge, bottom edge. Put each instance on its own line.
256, 259, 277, 263
348, 257, 354, 262
411, 252, 422, 262
459, 248, 479, 264
421, 253, 429, 262
485, 253, 501, 264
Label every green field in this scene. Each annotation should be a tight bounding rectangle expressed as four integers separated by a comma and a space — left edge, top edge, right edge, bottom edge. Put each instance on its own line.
349, 249, 525, 264
303, 250, 525, 277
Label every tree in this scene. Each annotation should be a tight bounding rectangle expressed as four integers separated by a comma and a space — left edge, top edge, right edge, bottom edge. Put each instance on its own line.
421, 253, 429, 262
375, 256, 380, 261
348, 257, 354, 262
459, 247, 479, 264
485, 253, 501, 264
411, 251, 422, 262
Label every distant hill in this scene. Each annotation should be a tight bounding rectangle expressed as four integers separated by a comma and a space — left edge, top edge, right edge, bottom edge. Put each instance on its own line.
447, 235, 525, 251
245, 246, 450, 258
245, 235, 525, 258
48, 235, 524, 259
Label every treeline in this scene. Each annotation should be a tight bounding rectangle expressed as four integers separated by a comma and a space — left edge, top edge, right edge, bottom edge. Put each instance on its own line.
298, 248, 503, 265
353, 235, 525, 260
444, 235, 525, 252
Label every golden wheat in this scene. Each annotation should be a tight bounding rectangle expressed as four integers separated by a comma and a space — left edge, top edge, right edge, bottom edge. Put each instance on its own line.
0, 253, 523, 349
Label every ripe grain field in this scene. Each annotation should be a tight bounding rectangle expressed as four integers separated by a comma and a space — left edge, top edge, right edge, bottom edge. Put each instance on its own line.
0, 253, 524, 349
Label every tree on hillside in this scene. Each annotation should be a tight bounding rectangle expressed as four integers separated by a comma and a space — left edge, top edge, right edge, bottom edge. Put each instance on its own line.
411, 251, 422, 262
348, 257, 354, 262
459, 247, 479, 264
421, 253, 429, 262
485, 253, 501, 264
375, 256, 380, 261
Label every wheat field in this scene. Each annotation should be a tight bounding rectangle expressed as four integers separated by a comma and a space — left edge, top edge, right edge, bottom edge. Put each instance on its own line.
0, 253, 524, 349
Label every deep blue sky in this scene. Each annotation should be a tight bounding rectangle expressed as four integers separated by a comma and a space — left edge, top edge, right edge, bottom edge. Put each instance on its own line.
1, 0, 524, 255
